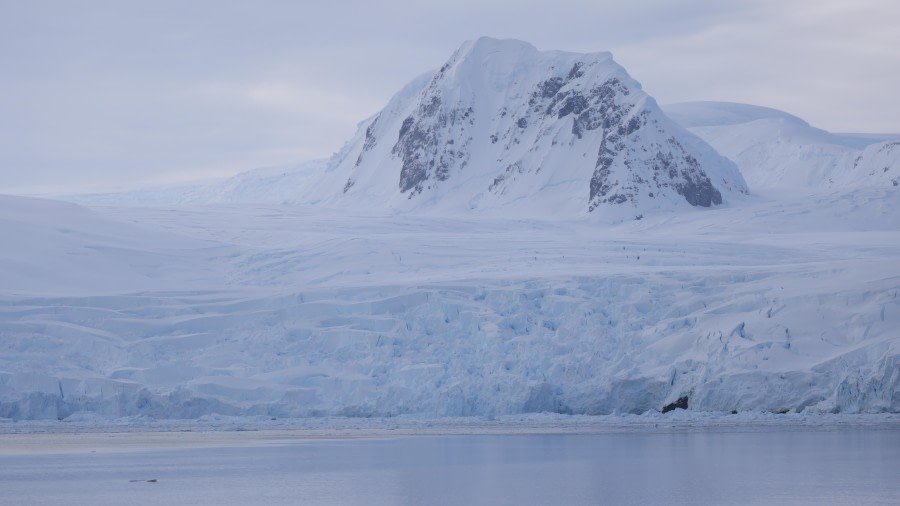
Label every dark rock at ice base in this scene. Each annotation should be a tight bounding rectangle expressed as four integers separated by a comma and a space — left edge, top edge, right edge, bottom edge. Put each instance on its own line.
662, 396, 689, 413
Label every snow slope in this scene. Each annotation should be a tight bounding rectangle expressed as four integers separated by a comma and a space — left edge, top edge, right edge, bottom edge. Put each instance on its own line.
67, 160, 327, 206
838, 140, 900, 188
1, 188, 897, 419
664, 101, 900, 190
300, 38, 746, 220
0, 195, 227, 295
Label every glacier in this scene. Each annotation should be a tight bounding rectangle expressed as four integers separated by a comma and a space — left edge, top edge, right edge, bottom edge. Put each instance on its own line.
1, 39, 899, 421
1, 187, 898, 419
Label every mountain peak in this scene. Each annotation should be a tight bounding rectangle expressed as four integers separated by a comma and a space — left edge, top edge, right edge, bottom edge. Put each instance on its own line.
458, 36, 538, 56
455, 37, 614, 65
300, 39, 747, 219
446, 38, 615, 85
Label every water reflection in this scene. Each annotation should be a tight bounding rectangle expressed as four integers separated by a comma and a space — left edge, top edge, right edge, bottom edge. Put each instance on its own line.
2, 430, 898, 505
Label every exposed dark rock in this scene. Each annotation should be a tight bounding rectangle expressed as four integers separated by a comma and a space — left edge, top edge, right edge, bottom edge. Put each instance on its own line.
534, 77, 564, 102
393, 101, 474, 194
362, 116, 379, 151
489, 162, 525, 193
394, 118, 435, 194
625, 115, 642, 135
589, 136, 616, 210
567, 62, 584, 80
558, 94, 589, 119
674, 173, 722, 207
355, 116, 379, 167
398, 117, 415, 139
661, 396, 689, 413
422, 95, 442, 116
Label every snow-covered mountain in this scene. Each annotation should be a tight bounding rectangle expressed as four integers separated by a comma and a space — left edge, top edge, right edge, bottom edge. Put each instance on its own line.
300, 38, 746, 219
664, 101, 900, 190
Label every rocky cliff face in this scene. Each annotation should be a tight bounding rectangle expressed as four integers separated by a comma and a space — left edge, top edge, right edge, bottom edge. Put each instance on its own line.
303, 37, 747, 219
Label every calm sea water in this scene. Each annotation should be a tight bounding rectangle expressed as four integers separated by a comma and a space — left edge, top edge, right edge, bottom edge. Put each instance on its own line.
2, 430, 899, 505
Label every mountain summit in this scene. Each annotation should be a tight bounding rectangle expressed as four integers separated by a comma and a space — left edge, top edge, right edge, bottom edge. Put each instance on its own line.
302, 37, 747, 218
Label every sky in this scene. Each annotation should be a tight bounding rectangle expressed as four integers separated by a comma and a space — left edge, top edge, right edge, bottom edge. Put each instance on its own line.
1, 0, 899, 195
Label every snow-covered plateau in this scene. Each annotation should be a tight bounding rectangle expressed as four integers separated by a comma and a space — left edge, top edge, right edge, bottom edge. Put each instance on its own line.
1, 38, 898, 422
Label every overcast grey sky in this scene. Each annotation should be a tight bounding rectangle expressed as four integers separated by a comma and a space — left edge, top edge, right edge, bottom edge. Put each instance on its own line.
2, 0, 898, 194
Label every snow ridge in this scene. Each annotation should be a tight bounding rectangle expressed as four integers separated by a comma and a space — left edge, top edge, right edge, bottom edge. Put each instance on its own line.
664, 101, 900, 191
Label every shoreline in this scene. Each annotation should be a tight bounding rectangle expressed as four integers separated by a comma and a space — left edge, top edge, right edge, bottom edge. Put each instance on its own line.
2, 412, 899, 455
